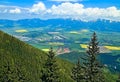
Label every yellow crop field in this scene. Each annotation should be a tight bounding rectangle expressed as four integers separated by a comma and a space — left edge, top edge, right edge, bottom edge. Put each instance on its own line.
80, 44, 120, 51
42, 49, 49, 52
104, 46, 120, 50
69, 31, 79, 34
15, 29, 28, 33
80, 44, 88, 48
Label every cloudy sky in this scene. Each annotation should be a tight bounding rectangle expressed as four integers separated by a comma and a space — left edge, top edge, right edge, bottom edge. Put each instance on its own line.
0, 0, 120, 21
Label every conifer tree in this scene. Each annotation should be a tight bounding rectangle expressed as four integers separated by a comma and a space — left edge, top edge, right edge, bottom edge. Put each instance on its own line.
71, 58, 85, 82
82, 32, 104, 82
41, 47, 60, 82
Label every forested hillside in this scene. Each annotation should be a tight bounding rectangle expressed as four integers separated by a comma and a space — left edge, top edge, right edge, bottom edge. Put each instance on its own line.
0, 30, 74, 82
0, 30, 119, 82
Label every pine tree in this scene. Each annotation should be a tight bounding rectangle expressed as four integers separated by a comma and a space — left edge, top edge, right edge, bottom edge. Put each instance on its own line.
71, 58, 85, 82
82, 32, 104, 82
116, 74, 120, 82
41, 47, 60, 82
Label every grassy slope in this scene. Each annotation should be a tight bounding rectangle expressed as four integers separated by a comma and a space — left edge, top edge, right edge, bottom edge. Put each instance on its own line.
0, 30, 74, 82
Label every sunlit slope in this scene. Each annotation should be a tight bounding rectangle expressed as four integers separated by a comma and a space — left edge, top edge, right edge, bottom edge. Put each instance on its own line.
0, 30, 74, 82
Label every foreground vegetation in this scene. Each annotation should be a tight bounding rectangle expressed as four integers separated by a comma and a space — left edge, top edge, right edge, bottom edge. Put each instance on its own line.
0, 30, 74, 82
0, 30, 119, 82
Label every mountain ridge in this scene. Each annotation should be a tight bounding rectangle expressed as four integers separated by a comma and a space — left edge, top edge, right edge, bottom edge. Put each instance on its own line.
0, 18, 120, 32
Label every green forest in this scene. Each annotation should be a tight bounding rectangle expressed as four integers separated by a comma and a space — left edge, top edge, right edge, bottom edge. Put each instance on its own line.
0, 30, 120, 82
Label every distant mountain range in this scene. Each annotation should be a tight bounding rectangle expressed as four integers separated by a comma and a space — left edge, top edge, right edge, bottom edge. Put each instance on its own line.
0, 19, 120, 32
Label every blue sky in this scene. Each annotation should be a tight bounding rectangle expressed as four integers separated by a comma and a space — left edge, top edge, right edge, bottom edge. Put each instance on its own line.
0, 0, 120, 21
0, 0, 120, 8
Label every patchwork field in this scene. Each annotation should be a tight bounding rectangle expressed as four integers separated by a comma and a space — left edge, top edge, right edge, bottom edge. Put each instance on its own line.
80, 44, 88, 48
0, 25, 120, 73
104, 46, 120, 50
15, 29, 28, 33
41, 49, 50, 52
80, 44, 120, 51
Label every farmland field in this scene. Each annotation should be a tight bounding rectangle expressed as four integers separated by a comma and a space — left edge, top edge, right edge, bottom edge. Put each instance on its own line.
15, 29, 28, 33
0, 22, 120, 73
104, 46, 120, 50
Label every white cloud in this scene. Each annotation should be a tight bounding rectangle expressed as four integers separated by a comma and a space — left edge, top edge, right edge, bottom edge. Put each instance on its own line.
0, 2, 120, 21
29, 2, 46, 14
49, 3, 84, 15
47, 2, 120, 21
9, 8, 21, 14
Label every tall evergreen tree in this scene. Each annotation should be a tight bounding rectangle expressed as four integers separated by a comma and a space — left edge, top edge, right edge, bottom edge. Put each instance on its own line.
71, 58, 85, 82
41, 47, 60, 82
82, 32, 104, 82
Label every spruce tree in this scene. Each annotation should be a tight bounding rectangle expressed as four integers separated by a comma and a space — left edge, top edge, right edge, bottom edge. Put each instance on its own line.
71, 58, 85, 82
41, 47, 60, 82
82, 32, 104, 82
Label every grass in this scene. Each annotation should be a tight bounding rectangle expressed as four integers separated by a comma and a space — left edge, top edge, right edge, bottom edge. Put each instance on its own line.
15, 29, 28, 33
